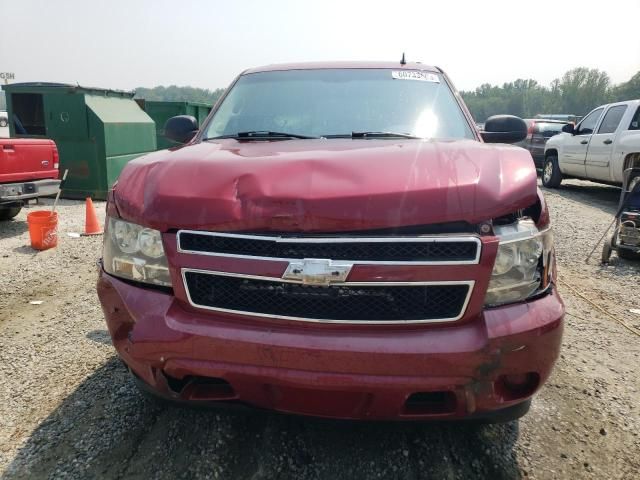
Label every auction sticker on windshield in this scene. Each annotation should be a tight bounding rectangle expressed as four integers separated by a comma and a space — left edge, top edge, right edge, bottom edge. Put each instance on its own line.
391, 71, 440, 82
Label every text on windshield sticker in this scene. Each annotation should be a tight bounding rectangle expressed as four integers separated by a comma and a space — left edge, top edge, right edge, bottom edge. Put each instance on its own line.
391, 71, 440, 82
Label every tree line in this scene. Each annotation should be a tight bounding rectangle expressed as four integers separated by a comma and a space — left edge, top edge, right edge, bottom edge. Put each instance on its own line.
134, 85, 225, 105
461, 68, 640, 122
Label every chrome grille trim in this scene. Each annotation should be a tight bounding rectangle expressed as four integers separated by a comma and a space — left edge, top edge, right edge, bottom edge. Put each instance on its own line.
176, 231, 482, 265
181, 268, 475, 324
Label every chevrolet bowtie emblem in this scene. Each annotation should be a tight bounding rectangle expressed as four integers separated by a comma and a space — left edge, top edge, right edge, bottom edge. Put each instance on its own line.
282, 259, 353, 285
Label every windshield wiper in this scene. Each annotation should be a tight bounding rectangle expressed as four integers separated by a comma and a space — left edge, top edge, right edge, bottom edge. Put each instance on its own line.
323, 131, 422, 139
352, 131, 422, 139
205, 131, 318, 140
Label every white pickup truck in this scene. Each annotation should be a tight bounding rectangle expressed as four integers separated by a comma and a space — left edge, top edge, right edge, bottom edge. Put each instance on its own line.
543, 99, 640, 189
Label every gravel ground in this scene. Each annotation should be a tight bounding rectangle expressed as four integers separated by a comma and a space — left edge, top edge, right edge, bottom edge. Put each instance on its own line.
0, 181, 639, 480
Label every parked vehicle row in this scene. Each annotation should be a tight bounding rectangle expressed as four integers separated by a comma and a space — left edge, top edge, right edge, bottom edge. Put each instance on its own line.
11, 63, 638, 426
543, 100, 640, 189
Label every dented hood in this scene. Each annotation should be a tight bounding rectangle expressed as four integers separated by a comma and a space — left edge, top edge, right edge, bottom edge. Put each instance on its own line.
114, 139, 537, 232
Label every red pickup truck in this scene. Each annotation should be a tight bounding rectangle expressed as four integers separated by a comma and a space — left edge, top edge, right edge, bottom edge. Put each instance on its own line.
97, 62, 564, 422
0, 138, 61, 220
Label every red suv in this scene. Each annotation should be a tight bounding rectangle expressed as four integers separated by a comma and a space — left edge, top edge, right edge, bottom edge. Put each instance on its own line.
97, 62, 564, 421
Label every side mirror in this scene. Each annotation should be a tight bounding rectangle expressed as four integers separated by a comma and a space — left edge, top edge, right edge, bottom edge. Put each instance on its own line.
481, 115, 528, 144
561, 123, 575, 135
164, 115, 198, 144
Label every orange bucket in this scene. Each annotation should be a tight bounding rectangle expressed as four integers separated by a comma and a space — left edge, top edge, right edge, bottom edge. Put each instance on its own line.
27, 210, 58, 250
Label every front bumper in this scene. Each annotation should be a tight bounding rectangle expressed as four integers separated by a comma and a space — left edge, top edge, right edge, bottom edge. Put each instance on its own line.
97, 270, 564, 421
0, 179, 60, 203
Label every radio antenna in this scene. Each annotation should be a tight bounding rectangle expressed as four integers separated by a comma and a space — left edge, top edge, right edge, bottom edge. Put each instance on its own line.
400, 53, 406, 65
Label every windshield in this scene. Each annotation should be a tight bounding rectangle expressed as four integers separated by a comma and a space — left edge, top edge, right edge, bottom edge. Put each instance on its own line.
204, 69, 475, 140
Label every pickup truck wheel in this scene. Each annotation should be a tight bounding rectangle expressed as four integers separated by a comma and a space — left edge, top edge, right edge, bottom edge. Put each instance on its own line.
542, 156, 562, 188
0, 204, 22, 221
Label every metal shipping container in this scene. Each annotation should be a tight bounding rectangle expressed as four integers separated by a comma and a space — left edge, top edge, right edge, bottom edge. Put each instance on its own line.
137, 100, 212, 150
2, 83, 156, 199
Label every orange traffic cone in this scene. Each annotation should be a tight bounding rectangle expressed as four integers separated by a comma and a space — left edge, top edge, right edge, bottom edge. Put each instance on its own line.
83, 197, 102, 235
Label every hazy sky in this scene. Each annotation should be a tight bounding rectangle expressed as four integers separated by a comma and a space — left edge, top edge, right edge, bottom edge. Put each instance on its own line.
2, 0, 639, 92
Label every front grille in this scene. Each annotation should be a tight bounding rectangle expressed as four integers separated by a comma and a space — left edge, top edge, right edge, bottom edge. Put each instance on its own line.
178, 232, 479, 263
183, 271, 471, 322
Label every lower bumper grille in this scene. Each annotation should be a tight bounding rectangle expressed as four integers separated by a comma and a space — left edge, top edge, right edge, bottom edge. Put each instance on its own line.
183, 270, 472, 323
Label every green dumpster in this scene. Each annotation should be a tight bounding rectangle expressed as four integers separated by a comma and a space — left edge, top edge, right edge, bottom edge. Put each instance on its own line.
137, 100, 212, 150
2, 82, 156, 199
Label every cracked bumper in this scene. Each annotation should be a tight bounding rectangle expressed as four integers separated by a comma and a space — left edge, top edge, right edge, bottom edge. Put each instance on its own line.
98, 270, 564, 421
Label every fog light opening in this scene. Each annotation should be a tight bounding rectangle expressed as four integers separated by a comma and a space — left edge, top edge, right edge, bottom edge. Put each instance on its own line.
403, 391, 457, 415
495, 372, 540, 401
188, 377, 236, 401
163, 373, 236, 400
164, 373, 192, 394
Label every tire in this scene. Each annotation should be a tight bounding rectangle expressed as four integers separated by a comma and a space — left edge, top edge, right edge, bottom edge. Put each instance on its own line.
601, 239, 613, 264
0, 204, 22, 221
542, 155, 563, 188
0, 119, 7, 127
618, 248, 640, 261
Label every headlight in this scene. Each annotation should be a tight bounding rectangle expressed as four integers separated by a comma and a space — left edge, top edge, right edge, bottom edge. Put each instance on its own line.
103, 217, 172, 287
485, 218, 553, 306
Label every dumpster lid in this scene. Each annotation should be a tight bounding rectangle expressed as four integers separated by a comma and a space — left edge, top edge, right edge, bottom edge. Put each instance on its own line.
3, 82, 72, 88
